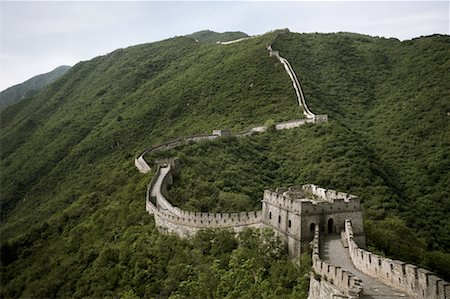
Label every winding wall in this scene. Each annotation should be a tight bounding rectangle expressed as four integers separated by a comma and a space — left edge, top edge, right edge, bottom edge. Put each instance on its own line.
267, 45, 328, 124
134, 119, 317, 174
134, 35, 449, 298
146, 163, 262, 238
135, 42, 327, 174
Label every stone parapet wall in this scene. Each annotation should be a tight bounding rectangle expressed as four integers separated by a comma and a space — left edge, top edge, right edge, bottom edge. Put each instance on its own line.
275, 119, 311, 130
344, 220, 450, 299
146, 162, 263, 237
267, 46, 314, 119
153, 207, 262, 230
135, 156, 152, 174
303, 184, 357, 202
313, 115, 328, 123
311, 226, 363, 298
308, 274, 352, 299
263, 186, 361, 215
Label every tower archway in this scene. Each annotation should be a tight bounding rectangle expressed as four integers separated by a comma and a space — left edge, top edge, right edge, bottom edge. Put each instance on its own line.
328, 218, 334, 234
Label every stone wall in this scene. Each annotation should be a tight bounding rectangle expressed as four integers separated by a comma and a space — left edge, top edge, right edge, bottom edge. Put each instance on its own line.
275, 119, 310, 130
308, 274, 351, 299
310, 226, 363, 299
152, 207, 263, 238
313, 115, 328, 123
135, 116, 326, 174
267, 46, 313, 118
146, 163, 263, 237
344, 220, 450, 299
135, 155, 151, 174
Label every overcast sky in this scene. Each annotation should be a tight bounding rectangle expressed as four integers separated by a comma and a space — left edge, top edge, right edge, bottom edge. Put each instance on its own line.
1, 1, 449, 91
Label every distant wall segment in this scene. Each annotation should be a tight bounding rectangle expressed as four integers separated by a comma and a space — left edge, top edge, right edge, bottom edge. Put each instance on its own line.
267, 45, 327, 123
135, 41, 327, 174
134, 117, 323, 174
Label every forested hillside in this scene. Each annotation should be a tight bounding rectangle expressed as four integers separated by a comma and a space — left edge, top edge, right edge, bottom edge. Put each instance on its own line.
0, 65, 71, 109
1, 30, 449, 297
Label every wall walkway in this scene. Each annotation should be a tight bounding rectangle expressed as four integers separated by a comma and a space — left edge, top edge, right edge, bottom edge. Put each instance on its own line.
322, 235, 409, 299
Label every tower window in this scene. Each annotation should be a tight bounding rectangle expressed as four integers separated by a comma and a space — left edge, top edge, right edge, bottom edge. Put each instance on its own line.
269, 211, 272, 219
278, 215, 281, 224
288, 220, 292, 228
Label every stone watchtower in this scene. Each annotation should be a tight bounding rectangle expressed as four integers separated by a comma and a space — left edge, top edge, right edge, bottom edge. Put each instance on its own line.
261, 185, 365, 256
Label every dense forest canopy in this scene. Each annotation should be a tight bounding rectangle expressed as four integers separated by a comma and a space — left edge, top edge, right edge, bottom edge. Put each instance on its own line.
1, 30, 449, 297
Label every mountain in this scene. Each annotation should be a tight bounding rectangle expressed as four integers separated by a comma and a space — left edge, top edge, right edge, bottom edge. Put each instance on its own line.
187, 29, 249, 43
1, 29, 449, 297
0, 65, 71, 109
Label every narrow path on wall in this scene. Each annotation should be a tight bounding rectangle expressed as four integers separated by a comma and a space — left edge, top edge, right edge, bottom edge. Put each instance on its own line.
151, 166, 174, 213
322, 235, 410, 299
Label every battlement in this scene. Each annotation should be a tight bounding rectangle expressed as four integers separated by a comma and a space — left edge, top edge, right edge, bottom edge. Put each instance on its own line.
311, 226, 363, 298
263, 185, 361, 215
151, 206, 262, 229
345, 220, 449, 299
145, 162, 263, 237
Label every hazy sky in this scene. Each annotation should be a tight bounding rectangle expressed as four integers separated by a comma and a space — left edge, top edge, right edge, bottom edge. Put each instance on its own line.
1, 1, 449, 91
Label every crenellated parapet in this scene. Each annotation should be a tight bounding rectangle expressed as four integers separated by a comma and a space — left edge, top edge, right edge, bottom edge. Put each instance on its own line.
263, 185, 360, 214
310, 225, 363, 298
344, 220, 449, 299
146, 162, 262, 237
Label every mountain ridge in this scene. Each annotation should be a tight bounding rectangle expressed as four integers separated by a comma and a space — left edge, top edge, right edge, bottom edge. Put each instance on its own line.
187, 29, 249, 43
0, 65, 71, 109
1, 29, 449, 297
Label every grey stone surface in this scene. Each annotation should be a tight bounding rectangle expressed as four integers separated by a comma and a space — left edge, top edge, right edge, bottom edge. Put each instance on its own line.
323, 235, 410, 299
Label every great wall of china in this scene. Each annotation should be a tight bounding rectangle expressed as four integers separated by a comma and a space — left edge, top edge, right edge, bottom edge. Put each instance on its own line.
135, 35, 449, 298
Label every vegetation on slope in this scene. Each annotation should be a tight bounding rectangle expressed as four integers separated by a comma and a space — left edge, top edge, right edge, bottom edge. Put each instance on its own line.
161, 125, 450, 280
272, 31, 450, 254
1, 29, 449, 298
187, 30, 248, 44
0, 31, 305, 297
157, 31, 450, 279
0, 65, 71, 109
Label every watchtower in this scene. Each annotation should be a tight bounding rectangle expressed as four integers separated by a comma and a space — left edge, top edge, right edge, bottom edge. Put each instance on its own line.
261, 185, 365, 256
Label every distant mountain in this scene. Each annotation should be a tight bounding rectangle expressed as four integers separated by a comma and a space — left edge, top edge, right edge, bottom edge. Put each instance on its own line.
0, 65, 71, 109
187, 30, 249, 43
